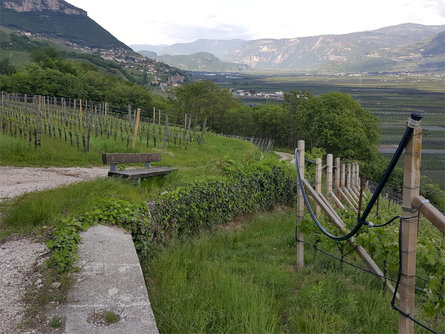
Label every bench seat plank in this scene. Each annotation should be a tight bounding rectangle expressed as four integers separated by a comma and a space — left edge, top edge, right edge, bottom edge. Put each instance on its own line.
108, 167, 177, 179
102, 153, 161, 164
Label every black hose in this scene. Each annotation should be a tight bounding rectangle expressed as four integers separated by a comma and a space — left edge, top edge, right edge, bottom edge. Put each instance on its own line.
294, 112, 422, 241
295, 147, 363, 241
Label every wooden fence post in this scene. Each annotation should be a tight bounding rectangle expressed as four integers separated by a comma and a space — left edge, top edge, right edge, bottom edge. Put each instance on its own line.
341, 163, 346, 190
296, 140, 305, 269
347, 163, 351, 190
335, 157, 341, 190
132, 108, 141, 149
399, 124, 422, 334
315, 158, 322, 217
327, 154, 333, 201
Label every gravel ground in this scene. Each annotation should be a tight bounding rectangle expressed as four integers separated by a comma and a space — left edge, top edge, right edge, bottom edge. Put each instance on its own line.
0, 166, 108, 201
0, 237, 48, 334
274, 151, 295, 165
0, 166, 108, 333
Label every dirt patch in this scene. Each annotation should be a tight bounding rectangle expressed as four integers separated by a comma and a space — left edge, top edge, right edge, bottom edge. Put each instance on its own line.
0, 166, 108, 201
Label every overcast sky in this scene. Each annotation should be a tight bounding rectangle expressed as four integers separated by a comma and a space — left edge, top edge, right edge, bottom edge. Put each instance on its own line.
68, 0, 445, 45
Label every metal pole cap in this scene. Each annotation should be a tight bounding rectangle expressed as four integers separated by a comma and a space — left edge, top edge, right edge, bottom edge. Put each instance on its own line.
408, 112, 423, 128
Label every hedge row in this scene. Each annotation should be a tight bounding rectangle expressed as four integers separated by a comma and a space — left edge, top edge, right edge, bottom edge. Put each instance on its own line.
46, 159, 298, 272
150, 159, 298, 242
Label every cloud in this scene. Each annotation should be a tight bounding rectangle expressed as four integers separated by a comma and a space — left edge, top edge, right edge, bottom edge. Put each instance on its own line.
425, 0, 445, 17
68, 0, 445, 45
155, 23, 256, 43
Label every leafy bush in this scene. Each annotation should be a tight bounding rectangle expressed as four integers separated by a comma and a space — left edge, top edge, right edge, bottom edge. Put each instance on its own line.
150, 159, 298, 242
46, 199, 151, 272
46, 159, 298, 272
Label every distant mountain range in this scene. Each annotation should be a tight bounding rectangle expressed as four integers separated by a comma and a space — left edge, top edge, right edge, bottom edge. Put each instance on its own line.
131, 23, 445, 73
0, 0, 186, 85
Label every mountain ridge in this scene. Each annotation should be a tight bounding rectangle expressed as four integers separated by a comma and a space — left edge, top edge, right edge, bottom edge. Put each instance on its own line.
0, 0, 86, 16
132, 23, 445, 73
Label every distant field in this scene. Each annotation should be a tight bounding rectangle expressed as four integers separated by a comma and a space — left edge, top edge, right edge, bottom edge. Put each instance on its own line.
210, 72, 445, 189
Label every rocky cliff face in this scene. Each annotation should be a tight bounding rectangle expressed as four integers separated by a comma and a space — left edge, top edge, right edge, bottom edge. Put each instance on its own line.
0, 0, 86, 15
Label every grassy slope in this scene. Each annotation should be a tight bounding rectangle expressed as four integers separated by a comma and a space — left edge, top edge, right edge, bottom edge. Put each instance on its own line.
146, 209, 442, 333
0, 131, 259, 238
145, 210, 412, 333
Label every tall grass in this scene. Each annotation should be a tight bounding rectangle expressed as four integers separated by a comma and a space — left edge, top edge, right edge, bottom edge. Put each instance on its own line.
145, 211, 407, 333
0, 178, 151, 237
0, 132, 260, 238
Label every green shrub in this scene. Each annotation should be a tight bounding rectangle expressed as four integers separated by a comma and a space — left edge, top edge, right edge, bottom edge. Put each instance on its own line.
150, 159, 298, 242
46, 159, 298, 273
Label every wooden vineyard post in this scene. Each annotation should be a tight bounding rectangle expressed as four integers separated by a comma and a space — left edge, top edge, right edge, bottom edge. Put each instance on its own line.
399, 123, 422, 334
162, 113, 168, 152
335, 157, 341, 190
132, 108, 141, 149
37, 95, 41, 146
199, 116, 207, 146
326, 154, 333, 198
79, 99, 82, 126
296, 140, 305, 269
153, 107, 156, 125
351, 163, 356, 192
315, 158, 322, 217
346, 163, 351, 190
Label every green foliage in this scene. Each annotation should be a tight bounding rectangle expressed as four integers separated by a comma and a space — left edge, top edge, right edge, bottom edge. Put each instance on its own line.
0, 58, 16, 75
43, 159, 297, 273
102, 311, 120, 324
174, 80, 235, 133
50, 316, 63, 328
45, 198, 151, 273
298, 195, 444, 320
0, 32, 46, 51
218, 91, 380, 161
146, 211, 401, 333
0, 54, 160, 111
150, 159, 298, 242
30, 47, 60, 63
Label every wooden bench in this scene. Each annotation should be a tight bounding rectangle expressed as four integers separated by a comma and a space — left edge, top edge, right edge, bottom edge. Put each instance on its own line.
102, 153, 177, 183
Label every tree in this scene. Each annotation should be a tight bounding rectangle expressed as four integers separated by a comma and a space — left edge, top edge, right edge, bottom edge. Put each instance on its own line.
298, 92, 380, 160
0, 58, 17, 75
174, 81, 235, 132
30, 47, 59, 63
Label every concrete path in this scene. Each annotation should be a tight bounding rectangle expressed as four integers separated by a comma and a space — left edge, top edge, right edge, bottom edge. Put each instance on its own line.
65, 224, 158, 334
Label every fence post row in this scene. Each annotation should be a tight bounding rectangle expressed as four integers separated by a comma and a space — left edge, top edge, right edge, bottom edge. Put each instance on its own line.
295, 128, 445, 333
1, 92, 212, 151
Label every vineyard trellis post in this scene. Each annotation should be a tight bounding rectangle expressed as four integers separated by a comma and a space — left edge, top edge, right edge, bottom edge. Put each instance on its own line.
132, 108, 141, 149
399, 124, 422, 334
315, 158, 322, 217
326, 154, 333, 203
296, 140, 305, 269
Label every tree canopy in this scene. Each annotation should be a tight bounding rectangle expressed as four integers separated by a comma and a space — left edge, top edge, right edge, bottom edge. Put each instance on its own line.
0, 47, 163, 113
173, 81, 235, 133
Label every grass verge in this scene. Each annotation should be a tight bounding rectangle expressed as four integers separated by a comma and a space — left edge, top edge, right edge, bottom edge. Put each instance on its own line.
144, 210, 420, 334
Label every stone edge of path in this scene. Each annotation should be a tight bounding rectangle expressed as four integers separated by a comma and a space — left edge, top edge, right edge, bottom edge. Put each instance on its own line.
64, 224, 158, 334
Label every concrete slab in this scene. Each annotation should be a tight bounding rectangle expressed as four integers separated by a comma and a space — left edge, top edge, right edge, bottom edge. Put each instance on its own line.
65, 224, 158, 334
